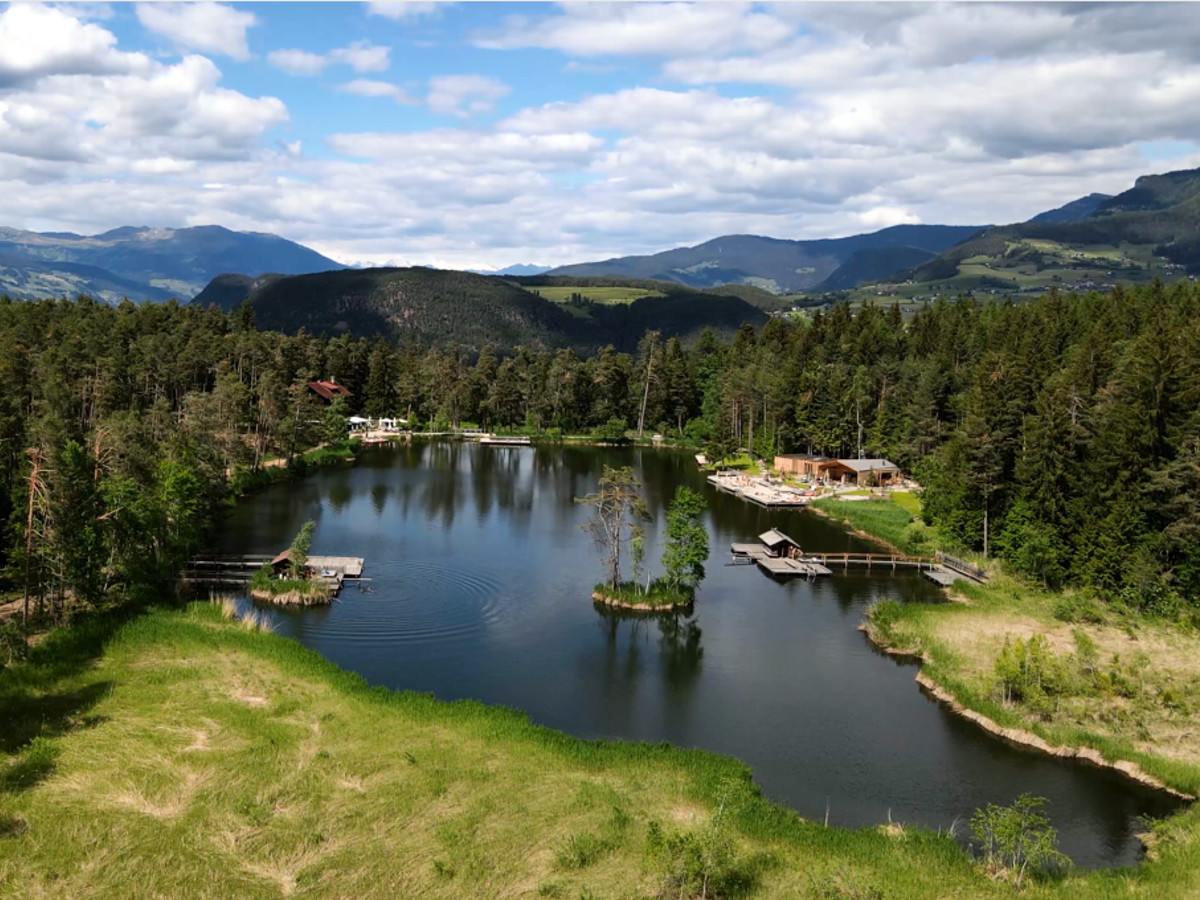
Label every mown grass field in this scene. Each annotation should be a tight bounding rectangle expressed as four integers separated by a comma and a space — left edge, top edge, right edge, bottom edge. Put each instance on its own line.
528, 285, 664, 304
2, 601, 1197, 897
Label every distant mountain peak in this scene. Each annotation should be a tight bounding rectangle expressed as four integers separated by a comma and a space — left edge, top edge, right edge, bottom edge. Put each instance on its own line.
0, 224, 345, 304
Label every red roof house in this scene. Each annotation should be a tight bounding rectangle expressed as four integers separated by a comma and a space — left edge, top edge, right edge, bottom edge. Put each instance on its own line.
307, 379, 353, 402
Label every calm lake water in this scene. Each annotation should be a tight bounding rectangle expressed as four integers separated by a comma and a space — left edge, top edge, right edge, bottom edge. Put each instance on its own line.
216, 442, 1184, 868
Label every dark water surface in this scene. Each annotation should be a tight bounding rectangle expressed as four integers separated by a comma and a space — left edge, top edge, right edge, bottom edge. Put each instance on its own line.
216, 443, 1183, 868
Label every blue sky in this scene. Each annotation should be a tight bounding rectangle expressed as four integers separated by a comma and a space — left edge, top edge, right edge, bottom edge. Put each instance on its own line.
3, 2, 1200, 268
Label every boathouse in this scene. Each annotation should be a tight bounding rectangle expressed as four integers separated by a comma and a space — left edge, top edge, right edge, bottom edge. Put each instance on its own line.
759, 529, 802, 558
270, 549, 293, 576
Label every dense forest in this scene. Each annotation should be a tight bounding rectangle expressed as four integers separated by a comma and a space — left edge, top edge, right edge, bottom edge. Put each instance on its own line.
1, 280, 1197, 632
195, 266, 767, 352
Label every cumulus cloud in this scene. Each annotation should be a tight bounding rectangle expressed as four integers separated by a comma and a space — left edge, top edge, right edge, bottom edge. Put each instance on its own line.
135, 2, 258, 61
0, 7, 286, 179
366, 2, 447, 20
329, 41, 390, 73
338, 79, 416, 103
475, 2, 792, 57
10, 2, 1200, 271
0, 4, 149, 88
427, 74, 510, 116
267, 48, 328, 76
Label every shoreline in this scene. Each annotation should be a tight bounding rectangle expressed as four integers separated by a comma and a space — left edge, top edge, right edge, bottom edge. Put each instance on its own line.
591, 589, 693, 613
856, 623, 1197, 803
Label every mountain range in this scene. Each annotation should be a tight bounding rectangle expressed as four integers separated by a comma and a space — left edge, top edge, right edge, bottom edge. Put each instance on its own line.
907, 167, 1200, 291
0, 225, 344, 304
545, 224, 987, 294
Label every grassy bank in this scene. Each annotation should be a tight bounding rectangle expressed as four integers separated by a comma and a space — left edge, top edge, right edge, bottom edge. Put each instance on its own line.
228, 439, 361, 498
816, 491, 1200, 797
2, 604, 1200, 898
810, 496, 936, 557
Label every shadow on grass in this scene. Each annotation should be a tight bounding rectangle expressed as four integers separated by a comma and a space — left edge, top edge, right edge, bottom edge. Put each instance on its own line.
0, 680, 113, 754
0, 596, 153, 796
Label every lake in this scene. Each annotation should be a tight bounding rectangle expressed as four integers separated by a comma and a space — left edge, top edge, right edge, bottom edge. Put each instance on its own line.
215, 442, 1183, 868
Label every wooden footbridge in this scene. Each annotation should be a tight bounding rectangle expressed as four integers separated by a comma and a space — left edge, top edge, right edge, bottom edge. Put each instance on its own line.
731, 533, 987, 587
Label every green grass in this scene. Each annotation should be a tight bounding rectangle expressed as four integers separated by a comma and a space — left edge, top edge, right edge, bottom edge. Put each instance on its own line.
811, 498, 934, 556
528, 286, 664, 304
593, 580, 693, 610
891, 491, 923, 516
2, 603, 1200, 897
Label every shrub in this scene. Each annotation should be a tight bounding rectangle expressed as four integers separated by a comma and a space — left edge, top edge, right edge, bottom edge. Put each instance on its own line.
969, 794, 1070, 888
1052, 592, 1104, 624
644, 793, 763, 899
994, 635, 1074, 713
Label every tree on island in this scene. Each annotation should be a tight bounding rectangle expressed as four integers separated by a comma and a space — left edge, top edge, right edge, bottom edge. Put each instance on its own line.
289, 520, 316, 579
577, 466, 647, 588
661, 487, 709, 595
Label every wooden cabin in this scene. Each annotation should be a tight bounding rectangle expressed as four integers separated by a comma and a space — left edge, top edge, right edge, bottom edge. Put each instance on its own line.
774, 454, 900, 485
270, 549, 293, 576
759, 529, 802, 558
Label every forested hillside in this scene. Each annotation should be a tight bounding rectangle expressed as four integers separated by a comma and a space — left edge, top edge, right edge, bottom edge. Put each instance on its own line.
195, 266, 767, 352
546, 225, 985, 293
1, 281, 1197, 629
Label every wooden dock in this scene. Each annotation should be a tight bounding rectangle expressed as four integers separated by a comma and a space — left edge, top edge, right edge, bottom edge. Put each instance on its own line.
479, 435, 531, 446
805, 552, 934, 571
707, 473, 812, 508
922, 566, 960, 587
757, 556, 832, 577
730, 532, 987, 590
184, 554, 366, 596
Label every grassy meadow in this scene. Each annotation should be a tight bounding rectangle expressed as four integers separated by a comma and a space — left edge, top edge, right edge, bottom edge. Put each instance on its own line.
1, 600, 1199, 898
527, 285, 665, 304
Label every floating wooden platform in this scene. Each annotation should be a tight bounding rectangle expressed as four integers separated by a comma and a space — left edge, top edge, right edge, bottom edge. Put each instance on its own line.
479, 435, 531, 445
756, 557, 832, 577
306, 556, 364, 577
922, 566, 960, 587
731, 542, 770, 558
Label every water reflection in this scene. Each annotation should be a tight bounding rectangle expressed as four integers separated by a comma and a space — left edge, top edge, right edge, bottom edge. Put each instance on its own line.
213, 442, 1186, 869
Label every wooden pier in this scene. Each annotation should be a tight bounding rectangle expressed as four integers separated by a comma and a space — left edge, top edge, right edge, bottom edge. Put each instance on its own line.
757, 556, 832, 577
707, 473, 812, 508
183, 554, 366, 597
805, 552, 935, 571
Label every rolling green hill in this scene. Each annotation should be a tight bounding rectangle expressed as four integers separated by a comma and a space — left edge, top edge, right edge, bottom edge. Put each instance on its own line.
546, 225, 985, 294
905, 168, 1200, 294
195, 266, 767, 352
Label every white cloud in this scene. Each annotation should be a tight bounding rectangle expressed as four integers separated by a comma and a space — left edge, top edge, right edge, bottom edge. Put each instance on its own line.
329, 41, 390, 74
135, 2, 258, 61
339, 79, 416, 103
0, 4, 149, 87
11, 2, 1200, 272
427, 74, 510, 117
366, 2, 447, 20
475, 2, 792, 57
267, 48, 328, 76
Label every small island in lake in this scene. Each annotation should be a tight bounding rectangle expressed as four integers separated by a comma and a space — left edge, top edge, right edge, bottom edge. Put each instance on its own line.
249, 521, 332, 606
579, 468, 708, 612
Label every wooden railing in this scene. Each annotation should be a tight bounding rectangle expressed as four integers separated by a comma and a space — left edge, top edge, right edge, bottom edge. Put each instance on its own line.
935, 552, 989, 582
805, 552, 935, 568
